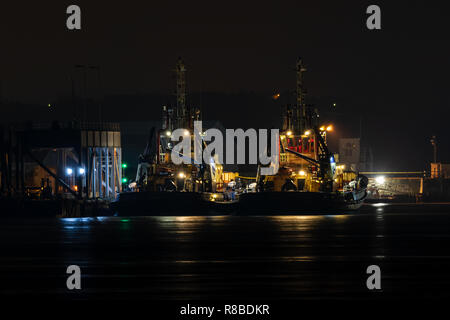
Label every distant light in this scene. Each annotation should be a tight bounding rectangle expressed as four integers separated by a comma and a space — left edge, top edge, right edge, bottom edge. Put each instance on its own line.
375, 176, 385, 184
330, 156, 335, 163
166, 131, 171, 137
66, 168, 73, 175
78, 168, 85, 175
326, 125, 333, 132
332, 103, 337, 107
304, 130, 311, 136
73, 185, 78, 191
122, 163, 127, 169
286, 131, 293, 137
48, 103, 52, 108
320, 126, 325, 131
299, 170, 306, 176
184, 130, 190, 136
272, 93, 280, 100
122, 177, 128, 183
178, 172, 186, 178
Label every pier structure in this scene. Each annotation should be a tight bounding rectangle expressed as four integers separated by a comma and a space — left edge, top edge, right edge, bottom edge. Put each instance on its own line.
0, 121, 122, 200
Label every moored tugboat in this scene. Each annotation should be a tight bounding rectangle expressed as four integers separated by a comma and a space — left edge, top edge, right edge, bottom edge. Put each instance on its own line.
111, 58, 230, 216
238, 58, 368, 214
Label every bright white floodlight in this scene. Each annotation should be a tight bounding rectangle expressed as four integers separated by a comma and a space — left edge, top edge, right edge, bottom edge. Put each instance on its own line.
375, 176, 385, 184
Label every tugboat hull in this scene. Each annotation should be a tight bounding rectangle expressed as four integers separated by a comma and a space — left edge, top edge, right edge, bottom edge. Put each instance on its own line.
237, 191, 366, 215
111, 192, 209, 216
111, 192, 238, 216
111, 190, 366, 216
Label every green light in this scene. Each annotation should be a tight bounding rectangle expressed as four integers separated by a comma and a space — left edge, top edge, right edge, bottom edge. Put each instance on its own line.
122, 163, 127, 168
48, 103, 51, 108
122, 177, 128, 183
120, 219, 130, 222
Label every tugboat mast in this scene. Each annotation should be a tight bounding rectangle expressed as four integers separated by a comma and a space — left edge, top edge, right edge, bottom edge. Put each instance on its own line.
175, 57, 190, 130
295, 58, 307, 135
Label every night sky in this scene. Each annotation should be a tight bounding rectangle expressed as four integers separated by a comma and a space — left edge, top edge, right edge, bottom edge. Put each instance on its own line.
1, 1, 449, 171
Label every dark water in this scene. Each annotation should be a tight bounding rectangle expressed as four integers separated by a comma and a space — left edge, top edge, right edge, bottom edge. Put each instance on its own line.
1, 203, 450, 301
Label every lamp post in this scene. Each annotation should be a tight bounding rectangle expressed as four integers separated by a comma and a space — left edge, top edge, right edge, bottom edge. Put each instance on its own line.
430, 136, 438, 178
89, 65, 102, 123
74, 65, 102, 123
74, 65, 88, 122
430, 136, 437, 163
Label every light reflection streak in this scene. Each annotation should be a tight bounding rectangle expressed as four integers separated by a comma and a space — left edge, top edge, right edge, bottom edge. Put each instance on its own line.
372, 203, 388, 207
60, 217, 95, 231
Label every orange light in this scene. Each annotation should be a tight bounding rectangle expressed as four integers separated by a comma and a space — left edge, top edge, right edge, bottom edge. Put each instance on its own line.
326, 125, 333, 132
73, 185, 78, 191
272, 93, 280, 100
320, 126, 325, 131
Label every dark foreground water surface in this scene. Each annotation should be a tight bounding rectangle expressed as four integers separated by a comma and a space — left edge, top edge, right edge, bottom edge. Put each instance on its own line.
1, 203, 450, 301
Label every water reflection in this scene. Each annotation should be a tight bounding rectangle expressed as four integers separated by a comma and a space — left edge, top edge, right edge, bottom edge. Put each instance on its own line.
4, 207, 450, 300
60, 217, 96, 230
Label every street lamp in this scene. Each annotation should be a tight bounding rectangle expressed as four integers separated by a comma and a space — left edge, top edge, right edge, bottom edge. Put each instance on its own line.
430, 136, 437, 163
